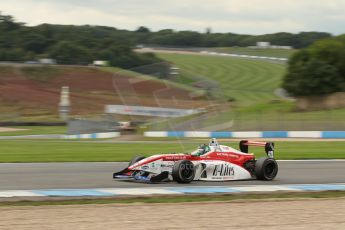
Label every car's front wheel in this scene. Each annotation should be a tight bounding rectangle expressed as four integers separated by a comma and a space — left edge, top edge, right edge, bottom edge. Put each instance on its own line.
255, 157, 278, 180
172, 160, 195, 183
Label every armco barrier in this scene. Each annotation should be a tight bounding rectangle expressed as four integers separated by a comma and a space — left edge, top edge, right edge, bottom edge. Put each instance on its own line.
144, 131, 345, 138
64, 132, 120, 139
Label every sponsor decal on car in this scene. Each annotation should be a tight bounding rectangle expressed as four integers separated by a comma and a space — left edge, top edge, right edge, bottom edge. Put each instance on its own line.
164, 156, 187, 160
161, 162, 174, 168
216, 153, 239, 158
213, 164, 235, 177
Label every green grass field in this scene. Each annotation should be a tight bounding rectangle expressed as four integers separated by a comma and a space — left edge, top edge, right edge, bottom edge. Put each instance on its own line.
0, 140, 344, 162
0, 126, 66, 136
158, 53, 286, 105
197, 102, 345, 131
212, 47, 297, 58
154, 53, 345, 131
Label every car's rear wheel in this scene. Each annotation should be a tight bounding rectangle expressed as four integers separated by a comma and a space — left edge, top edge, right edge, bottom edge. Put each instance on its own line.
255, 157, 278, 180
128, 156, 145, 166
172, 160, 195, 183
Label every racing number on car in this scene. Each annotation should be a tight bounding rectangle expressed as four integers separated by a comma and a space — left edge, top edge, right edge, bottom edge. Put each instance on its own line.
212, 164, 235, 177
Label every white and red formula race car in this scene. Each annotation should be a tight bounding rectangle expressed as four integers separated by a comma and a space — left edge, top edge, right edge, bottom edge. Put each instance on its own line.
113, 138, 278, 183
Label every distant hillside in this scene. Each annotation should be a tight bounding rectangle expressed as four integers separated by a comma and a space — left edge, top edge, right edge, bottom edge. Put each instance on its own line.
0, 65, 207, 121
157, 53, 286, 105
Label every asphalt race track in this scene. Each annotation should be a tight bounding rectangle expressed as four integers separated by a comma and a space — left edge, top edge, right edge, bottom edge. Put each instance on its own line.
0, 161, 345, 190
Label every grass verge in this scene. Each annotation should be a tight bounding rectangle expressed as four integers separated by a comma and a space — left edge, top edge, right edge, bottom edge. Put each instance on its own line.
1, 191, 345, 207
0, 126, 67, 136
0, 140, 344, 162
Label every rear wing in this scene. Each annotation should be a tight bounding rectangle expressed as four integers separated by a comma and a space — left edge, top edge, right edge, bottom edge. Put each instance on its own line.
239, 140, 275, 158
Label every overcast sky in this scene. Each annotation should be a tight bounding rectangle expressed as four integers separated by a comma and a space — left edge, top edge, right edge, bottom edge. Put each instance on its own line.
1, 0, 344, 35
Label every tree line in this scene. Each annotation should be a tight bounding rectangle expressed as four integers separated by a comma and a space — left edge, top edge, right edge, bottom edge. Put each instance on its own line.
0, 13, 333, 68
0, 13, 162, 68
283, 35, 345, 96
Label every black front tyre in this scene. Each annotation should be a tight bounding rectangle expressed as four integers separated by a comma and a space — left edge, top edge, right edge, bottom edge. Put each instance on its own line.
172, 160, 195, 183
255, 157, 278, 180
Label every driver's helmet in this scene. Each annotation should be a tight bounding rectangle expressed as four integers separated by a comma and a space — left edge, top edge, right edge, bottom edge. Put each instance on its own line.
196, 144, 210, 156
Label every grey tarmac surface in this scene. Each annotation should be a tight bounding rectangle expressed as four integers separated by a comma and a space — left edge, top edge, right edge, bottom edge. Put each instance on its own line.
1, 161, 345, 190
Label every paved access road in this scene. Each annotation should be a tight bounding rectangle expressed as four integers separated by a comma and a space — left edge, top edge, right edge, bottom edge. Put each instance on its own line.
0, 161, 345, 190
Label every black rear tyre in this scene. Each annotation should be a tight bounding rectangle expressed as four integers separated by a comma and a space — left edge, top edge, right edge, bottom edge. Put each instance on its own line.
128, 156, 145, 166
255, 157, 278, 180
172, 160, 195, 183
